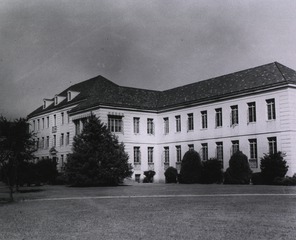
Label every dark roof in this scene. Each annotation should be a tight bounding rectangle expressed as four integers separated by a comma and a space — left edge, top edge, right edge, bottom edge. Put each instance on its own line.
27, 62, 296, 117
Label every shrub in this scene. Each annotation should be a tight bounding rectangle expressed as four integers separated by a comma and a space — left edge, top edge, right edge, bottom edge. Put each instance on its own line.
224, 151, 252, 184
251, 172, 265, 185
260, 152, 288, 184
164, 167, 178, 183
143, 170, 155, 183
35, 158, 59, 184
179, 150, 203, 184
273, 176, 296, 186
201, 158, 223, 184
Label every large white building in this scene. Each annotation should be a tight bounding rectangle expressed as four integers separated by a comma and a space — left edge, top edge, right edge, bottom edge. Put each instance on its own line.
28, 62, 296, 182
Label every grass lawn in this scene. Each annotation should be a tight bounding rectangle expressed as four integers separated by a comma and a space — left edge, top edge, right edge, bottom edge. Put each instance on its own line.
1, 183, 296, 240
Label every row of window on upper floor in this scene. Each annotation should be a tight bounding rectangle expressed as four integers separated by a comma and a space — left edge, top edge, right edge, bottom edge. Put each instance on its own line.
32, 111, 71, 132
34, 132, 71, 150
107, 98, 276, 135
132, 136, 277, 169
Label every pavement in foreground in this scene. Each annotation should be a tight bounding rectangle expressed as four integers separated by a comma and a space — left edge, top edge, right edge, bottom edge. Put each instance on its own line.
1, 183, 296, 240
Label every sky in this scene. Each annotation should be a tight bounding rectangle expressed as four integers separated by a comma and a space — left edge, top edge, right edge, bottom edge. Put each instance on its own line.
1, 0, 296, 119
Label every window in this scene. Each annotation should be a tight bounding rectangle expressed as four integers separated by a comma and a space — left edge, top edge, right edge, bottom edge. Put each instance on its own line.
216, 142, 223, 165
81, 118, 87, 130
133, 117, 140, 134
175, 115, 181, 132
61, 155, 64, 169
231, 105, 238, 125
248, 102, 256, 123
54, 96, 58, 105
201, 111, 207, 129
53, 135, 56, 147
41, 137, 44, 149
68, 91, 71, 101
249, 139, 258, 168
163, 117, 169, 134
188, 113, 194, 131
188, 144, 194, 150
74, 120, 80, 135
46, 136, 49, 149
42, 118, 45, 129
231, 140, 239, 155
201, 143, 208, 161
164, 147, 170, 164
215, 108, 222, 127
176, 145, 182, 162
33, 120, 36, 131
67, 112, 70, 123
61, 112, 64, 125
266, 99, 276, 120
60, 133, 64, 146
66, 132, 70, 145
37, 119, 40, 131
135, 174, 141, 183
36, 138, 39, 149
43, 100, 46, 109
108, 116, 123, 133
268, 137, 277, 155
147, 118, 154, 135
148, 147, 154, 163
47, 116, 49, 128
54, 114, 57, 126
134, 147, 141, 164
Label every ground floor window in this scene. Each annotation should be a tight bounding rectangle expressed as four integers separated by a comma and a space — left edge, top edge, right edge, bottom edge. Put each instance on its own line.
135, 174, 141, 183
216, 142, 223, 167
134, 147, 141, 164
201, 143, 208, 161
249, 139, 258, 168
231, 140, 239, 155
148, 147, 154, 163
176, 145, 182, 162
268, 137, 277, 155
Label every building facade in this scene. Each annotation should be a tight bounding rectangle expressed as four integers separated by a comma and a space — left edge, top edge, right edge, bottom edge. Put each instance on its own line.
27, 62, 296, 182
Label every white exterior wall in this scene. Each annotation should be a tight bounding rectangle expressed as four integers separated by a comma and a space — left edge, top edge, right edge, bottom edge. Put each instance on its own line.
30, 87, 296, 182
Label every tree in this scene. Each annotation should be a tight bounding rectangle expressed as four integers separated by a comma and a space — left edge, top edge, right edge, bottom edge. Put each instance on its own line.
260, 152, 288, 184
224, 151, 252, 184
179, 150, 203, 184
65, 114, 133, 186
0, 116, 35, 201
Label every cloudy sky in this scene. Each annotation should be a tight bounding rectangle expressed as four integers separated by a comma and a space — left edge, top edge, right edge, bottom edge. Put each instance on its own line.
1, 0, 296, 119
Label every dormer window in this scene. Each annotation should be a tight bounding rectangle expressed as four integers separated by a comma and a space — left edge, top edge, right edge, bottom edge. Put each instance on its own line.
54, 95, 66, 106
43, 99, 54, 109
67, 90, 79, 101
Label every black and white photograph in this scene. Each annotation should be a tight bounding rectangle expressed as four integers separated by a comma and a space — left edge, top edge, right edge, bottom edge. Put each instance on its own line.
1, 0, 296, 239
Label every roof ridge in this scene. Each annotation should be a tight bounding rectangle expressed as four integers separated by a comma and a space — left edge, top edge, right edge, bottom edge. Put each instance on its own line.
162, 62, 276, 93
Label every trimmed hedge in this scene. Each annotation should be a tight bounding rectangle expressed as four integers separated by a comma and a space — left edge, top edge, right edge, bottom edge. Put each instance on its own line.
164, 167, 178, 183
201, 158, 223, 184
143, 170, 155, 183
260, 152, 288, 184
179, 150, 203, 184
224, 151, 252, 184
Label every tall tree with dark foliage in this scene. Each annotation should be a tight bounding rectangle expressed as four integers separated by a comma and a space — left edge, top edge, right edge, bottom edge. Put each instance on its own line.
0, 116, 35, 201
65, 114, 132, 186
